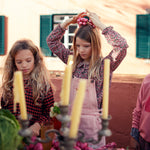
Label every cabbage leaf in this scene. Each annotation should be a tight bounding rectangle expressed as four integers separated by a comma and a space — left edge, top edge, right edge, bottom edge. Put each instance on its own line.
0, 109, 23, 150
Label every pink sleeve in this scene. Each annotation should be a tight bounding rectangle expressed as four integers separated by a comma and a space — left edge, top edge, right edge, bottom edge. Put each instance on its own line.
132, 84, 143, 129
131, 75, 150, 129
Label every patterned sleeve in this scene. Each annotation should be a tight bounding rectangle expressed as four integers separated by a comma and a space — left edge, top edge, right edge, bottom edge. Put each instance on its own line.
38, 86, 54, 124
46, 24, 71, 64
102, 26, 129, 72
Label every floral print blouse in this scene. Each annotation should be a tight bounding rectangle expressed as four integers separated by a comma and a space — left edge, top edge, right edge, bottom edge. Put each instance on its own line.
47, 24, 128, 109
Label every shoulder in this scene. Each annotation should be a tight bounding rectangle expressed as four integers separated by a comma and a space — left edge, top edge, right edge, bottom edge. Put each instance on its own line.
143, 74, 150, 83
141, 74, 150, 89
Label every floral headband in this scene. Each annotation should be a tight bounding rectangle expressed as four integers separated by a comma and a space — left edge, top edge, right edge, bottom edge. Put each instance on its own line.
77, 17, 96, 28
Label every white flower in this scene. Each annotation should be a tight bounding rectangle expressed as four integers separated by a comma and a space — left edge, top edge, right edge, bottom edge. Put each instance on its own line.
49, 102, 60, 118
50, 107, 54, 112
50, 111, 54, 118
54, 102, 59, 107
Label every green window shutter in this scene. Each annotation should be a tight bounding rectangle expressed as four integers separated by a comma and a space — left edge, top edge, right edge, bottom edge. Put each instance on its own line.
136, 14, 150, 58
0, 16, 5, 55
40, 15, 53, 56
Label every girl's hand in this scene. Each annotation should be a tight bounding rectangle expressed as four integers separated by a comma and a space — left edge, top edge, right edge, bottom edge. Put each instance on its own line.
28, 122, 41, 137
70, 12, 86, 24
86, 9, 106, 30
86, 10, 101, 25
60, 12, 86, 29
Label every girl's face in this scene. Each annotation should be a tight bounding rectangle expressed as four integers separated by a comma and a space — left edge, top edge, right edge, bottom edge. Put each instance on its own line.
15, 49, 35, 79
76, 37, 92, 62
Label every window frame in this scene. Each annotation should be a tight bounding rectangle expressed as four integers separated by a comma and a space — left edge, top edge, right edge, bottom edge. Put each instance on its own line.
40, 13, 77, 57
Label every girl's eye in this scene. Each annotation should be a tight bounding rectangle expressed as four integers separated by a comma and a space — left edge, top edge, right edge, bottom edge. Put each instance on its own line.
27, 60, 31, 63
16, 61, 22, 64
84, 44, 91, 47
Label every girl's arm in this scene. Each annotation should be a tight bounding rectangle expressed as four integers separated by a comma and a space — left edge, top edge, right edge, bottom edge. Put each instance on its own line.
46, 13, 85, 64
46, 25, 70, 64
131, 76, 148, 130
39, 86, 54, 124
130, 77, 145, 142
29, 86, 54, 136
102, 26, 128, 72
86, 10, 128, 72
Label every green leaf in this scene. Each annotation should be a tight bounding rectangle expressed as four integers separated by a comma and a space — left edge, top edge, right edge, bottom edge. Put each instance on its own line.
0, 109, 23, 150
53, 106, 60, 114
0, 109, 20, 128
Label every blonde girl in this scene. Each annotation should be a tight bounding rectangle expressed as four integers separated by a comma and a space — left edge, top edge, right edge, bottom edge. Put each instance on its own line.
1, 39, 54, 138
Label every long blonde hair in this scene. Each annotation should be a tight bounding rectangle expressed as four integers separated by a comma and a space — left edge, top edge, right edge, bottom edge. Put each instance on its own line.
72, 25, 103, 79
2, 39, 53, 105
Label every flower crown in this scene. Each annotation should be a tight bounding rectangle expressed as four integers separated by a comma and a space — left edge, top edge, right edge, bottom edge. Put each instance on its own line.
77, 17, 96, 28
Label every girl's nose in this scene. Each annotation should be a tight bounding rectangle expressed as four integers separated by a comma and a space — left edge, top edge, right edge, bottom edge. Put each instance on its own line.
21, 61, 27, 68
79, 47, 84, 52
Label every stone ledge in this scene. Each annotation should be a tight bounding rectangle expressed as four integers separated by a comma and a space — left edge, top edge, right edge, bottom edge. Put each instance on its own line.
112, 74, 145, 83
49, 70, 145, 84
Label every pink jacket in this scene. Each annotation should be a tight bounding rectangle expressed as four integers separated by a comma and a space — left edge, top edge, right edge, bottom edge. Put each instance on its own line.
132, 74, 150, 142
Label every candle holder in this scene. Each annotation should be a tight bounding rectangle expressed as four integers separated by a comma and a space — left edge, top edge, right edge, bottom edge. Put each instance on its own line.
56, 105, 70, 136
18, 105, 75, 150
53, 105, 76, 150
18, 105, 112, 150
78, 115, 112, 144
18, 114, 33, 144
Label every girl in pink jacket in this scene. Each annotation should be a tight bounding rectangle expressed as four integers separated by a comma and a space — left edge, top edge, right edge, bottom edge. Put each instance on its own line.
131, 74, 150, 150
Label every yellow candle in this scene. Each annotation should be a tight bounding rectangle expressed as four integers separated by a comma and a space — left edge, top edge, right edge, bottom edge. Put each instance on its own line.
60, 64, 72, 105
67, 55, 73, 65
102, 59, 110, 119
69, 79, 87, 138
60, 55, 73, 105
13, 75, 20, 112
14, 71, 27, 120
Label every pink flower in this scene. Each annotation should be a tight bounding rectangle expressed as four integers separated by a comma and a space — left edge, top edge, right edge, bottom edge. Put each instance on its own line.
97, 142, 117, 150
51, 140, 119, 150
26, 136, 43, 150
77, 17, 96, 28
76, 141, 94, 150
50, 140, 60, 150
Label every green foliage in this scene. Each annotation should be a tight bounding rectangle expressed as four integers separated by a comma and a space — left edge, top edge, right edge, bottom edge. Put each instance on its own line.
50, 102, 61, 118
0, 109, 23, 150
53, 106, 60, 114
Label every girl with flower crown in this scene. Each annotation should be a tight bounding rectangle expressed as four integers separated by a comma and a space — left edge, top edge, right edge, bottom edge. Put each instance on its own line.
47, 10, 128, 149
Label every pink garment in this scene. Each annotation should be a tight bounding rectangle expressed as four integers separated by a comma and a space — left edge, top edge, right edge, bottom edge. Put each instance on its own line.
69, 77, 105, 149
132, 74, 150, 142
